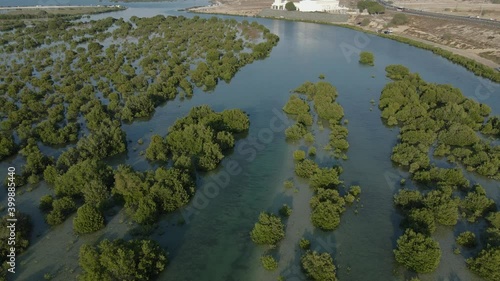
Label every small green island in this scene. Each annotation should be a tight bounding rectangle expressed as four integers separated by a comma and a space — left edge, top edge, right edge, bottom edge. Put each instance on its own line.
250, 80, 361, 280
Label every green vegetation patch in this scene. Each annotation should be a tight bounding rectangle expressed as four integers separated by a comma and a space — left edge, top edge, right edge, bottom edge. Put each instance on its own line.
146, 105, 249, 171
285, 2, 297, 11
301, 251, 338, 281
0, 15, 278, 186
299, 238, 311, 249
394, 187, 459, 234
465, 212, 500, 279
37, 106, 248, 227
310, 189, 345, 230
283, 80, 359, 233
289, 81, 347, 156
250, 212, 285, 245
467, 247, 500, 281
0, 7, 126, 31
394, 229, 441, 273
379, 65, 499, 180
259, 79, 360, 278
283, 95, 310, 115
359, 51, 374, 66
380, 65, 500, 275
279, 204, 292, 217
456, 231, 477, 248
113, 165, 195, 225
487, 212, 500, 239
73, 204, 105, 234
357, 0, 385, 14
260, 255, 279, 270
78, 239, 167, 281
379, 38, 500, 82
391, 13, 409, 26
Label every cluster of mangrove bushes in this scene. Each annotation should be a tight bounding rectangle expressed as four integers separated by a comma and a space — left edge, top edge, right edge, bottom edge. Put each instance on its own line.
0, 12, 277, 281
249, 209, 339, 280
38, 106, 248, 229
393, 184, 495, 273
0, 20, 26, 32
250, 212, 286, 246
249, 210, 287, 273
251, 80, 360, 280
78, 238, 167, 281
466, 211, 500, 281
0, 15, 278, 181
379, 65, 499, 277
301, 250, 338, 281
359, 51, 374, 66
0, 8, 124, 21
0, 7, 126, 31
33, 105, 248, 279
286, 81, 348, 158
145, 105, 249, 170
380, 64, 499, 179
310, 185, 360, 231
285, 80, 360, 231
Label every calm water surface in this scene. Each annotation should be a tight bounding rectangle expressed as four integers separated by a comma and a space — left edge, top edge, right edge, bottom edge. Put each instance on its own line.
1, 1, 499, 281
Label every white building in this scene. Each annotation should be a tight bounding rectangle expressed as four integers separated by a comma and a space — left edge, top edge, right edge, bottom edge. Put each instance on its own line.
271, 0, 348, 13
271, 0, 287, 10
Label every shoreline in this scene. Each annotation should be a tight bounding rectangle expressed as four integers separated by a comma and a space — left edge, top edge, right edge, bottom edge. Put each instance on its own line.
188, 6, 500, 82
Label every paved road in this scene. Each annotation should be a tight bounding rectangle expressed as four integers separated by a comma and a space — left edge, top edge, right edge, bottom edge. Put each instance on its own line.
375, 0, 500, 28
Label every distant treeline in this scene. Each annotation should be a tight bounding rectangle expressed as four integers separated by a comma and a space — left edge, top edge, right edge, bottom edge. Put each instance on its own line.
379, 65, 500, 278
0, 7, 125, 31
0, 6, 125, 20
0, 12, 72, 20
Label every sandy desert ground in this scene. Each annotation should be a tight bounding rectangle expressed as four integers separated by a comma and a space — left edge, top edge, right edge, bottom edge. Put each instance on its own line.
393, 0, 500, 20
351, 9, 500, 66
